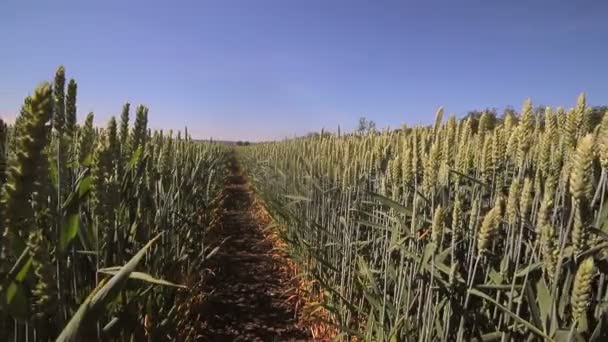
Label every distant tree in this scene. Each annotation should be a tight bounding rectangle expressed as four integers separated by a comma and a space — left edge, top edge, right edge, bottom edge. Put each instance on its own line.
305, 130, 333, 139
453, 103, 608, 136
465, 108, 498, 134
357, 117, 376, 135
368, 120, 376, 132
589, 106, 608, 128
502, 107, 518, 122
357, 117, 367, 133
530, 105, 548, 129
534, 105, 547, 117
397, 123, 410, 134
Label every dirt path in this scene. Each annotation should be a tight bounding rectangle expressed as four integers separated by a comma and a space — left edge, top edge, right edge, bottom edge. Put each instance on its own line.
188, 155, 311, 341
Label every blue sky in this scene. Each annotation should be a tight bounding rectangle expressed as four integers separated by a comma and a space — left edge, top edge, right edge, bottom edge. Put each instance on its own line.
1, 0, 607, 141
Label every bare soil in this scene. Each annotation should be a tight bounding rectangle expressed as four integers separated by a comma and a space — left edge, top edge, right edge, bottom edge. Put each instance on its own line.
179, 155, 312, 341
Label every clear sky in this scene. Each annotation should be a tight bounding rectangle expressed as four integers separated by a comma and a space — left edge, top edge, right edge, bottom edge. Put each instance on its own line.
1, 1, 607, 141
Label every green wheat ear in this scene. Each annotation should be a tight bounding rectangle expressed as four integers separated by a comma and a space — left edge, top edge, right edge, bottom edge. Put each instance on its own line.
477, 200, 502, 257
431, 205, 444, 247
505, 178, 519, 226
539, 222, 557, 282
571, 201, 592, 257
451, 193, 463, 258
53, 65, 66, 134
519, 178, 533, 219
77, 112, 95, 165
131, 104, 149, 151
478, 111, 492, 137
423, 141, 440, 195
28, 229, 58, 327
0, 119, 7, 185
516, 98, 534, 169
597, 111, 608, 169
574, 92, 589, 136
65, 79, 77, 139
569, 134, 594, 202
2, 83, 53, 249
571, 257, 596, 324
107, 116, 118, 161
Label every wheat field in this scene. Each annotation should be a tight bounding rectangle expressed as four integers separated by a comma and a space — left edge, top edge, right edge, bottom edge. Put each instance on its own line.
1, 67, 607, 341
241, 95, 608, 341
0, 67, 229, 341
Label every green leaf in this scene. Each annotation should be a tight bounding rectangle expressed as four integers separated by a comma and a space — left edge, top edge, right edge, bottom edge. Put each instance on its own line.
60, 173, 91, 252
474, 284, 523, 291
284, 194, 312, 202
435, 259, 464, 284
489, 268, 503, 284
356, 219, 391, 232
526, 281, 544, 333
558, 269, 573, 321
205, 246, 221, 260
77, 175, 93, 197
97, 268, 187, 289
357, 256, 380, 295
0, 248, 32, 317
5, 282, 28, 321
449, 169, 491, 188
435, 245, 453, 264
4, 246, 32, 282
128, 146, 143, 169
82, 153, 94, 167
101, 316, 120, 336
368, 191, 414, 217
4, 230, 26, 258
468, 288, 550, 340
60, 213, 80, 252
57, 233, 162, 342
15, 257, 32, 282
76, 250, 99, 256
422, 242, 436, 267
577, 312, 589, 333
535, 277, 552, 327
590, 313, 605, 341
50, 159, 59, 191
474, 331, 502, 341
597, 198, 608, 233
389, 222, 400, 250
515, 262, 542, 278
554, 329, 585, 342
362, 288, 383, 314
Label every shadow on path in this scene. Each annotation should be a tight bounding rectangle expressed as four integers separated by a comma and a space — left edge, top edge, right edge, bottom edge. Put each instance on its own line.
193, 154, 311, 341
